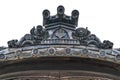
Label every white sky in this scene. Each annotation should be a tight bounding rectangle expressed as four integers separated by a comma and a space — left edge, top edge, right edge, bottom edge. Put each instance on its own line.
0, 0, 120, 48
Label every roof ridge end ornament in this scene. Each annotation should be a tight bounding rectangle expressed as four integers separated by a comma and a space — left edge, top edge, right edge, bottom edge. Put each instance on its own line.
43, 5, 79, 27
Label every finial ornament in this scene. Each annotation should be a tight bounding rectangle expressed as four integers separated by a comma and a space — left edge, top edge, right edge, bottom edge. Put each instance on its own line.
57, 5, 65, 16
43, 5, 79, 27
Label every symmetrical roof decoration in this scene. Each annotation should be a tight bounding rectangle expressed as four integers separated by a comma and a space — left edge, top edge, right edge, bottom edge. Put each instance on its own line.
0, 5, 119, 63
7, 5, 113, 49
43, 5, 79, 27
0, 5, 120, 80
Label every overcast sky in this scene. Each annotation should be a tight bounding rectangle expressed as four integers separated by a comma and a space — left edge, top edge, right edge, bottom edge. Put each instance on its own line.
0, 0, 120, 48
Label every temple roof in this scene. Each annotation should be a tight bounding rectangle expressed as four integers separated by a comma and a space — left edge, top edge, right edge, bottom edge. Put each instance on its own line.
0, 5, 119, 65
0, 6, 120, 80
